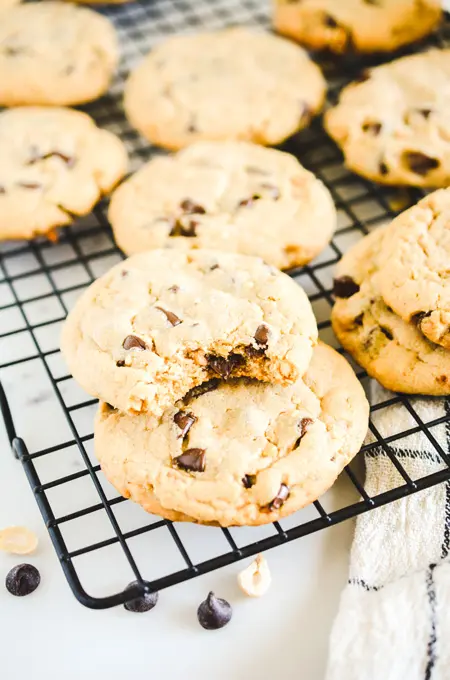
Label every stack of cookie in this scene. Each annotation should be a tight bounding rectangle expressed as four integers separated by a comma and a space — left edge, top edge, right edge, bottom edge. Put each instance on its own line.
332, 189, 450, 396
61, 249, 369, 526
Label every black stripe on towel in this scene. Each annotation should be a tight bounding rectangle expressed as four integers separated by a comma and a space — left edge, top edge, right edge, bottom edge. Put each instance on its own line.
348, 578, 380, 592
424, 564, 437, 680
441, 401, 450, 560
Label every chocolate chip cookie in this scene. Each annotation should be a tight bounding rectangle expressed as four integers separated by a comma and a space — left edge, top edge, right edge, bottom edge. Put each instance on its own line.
378, 189, 450, 350
325, 50, 450, 187
274, 0, 442, 54
109, 141, 336, 270
61, 249, 318, 416
94, 342, 368, 526
0, 107, 127, 241
0, 2, 118, 106
332, 227, 450, 395
124, 28, 326, 150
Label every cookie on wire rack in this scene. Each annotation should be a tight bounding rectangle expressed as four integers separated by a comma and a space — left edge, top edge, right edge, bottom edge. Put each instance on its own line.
94, 342, 369, 527
325, 49, 450, 187
109, 141, 336, 270
124, 28, 326, 149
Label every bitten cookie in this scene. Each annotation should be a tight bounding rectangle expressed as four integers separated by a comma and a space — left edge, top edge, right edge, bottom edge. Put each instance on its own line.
124, 28, 326, 150
61, 249, 318, 416
325, 50, 450, 187
0, 107, 127, 241
332, 228, 450, 395
94, 342, 368, 526
109, 141, 336, 270
0, 2, 118, 106
273, 0, 442, 54
378, 189, 450, 350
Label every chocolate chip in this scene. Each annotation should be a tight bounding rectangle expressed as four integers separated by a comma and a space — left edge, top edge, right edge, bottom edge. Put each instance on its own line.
28, 151, 75, 167
237, 194, 262, 208
242, 474, 257, 488
174, 448, 206, 472
116, 359, 125, 367
183, 379, 220, 404
362, 122, 382, 136
294, 417, 314, 448
403, 151, 440, 176
324, 13, 338, 27
267, 483, 290, 511
437, 375, 448, 385
168, 284, 180, 293
180, 199, 206, 214
17, 181, 41, 190
187, 116, 198, 133
197, 592, 232, 630
5, 564, 40, 597
120, 270, 129, 278
123, 335, 147, 350
254, 324, 270, 346
418, 109, 432, 119
210, 264, 220, 271
169, 219, 198, 238
0, 186, 5, 195
259, 183, 281, 200
412, 311, 431, 329
380, 326, 393, 340
333, 275, 360, 298
379, 161, 389, 176
123, 581, 159, 613
353, 312, 364, 327
206, 353, 245, 379
174, 411, 197, 438
156, 306, 182, 327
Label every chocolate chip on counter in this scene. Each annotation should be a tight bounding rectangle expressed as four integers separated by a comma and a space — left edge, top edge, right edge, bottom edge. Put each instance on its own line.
155, 306, 182, 327
122, 335, 147, 350
28, 151, 75, 167
403, 151, 440, 176
254, 324, 270, 346
5, 563, 40, 597
259, 182, 281, 200
123, 581, 159, 613
183, 379, 220, 404
206, 353, 246, 379
116, 359, 125, 367
362, 121, 382, 136
294, 417, 314, 448
333, 275, 360, 298
180, 198, 206, 214
268, 484, 290, 512
379, 161, 389, 176
197, 592, 232, 630
242, 474, 257, 489
174, 411, 197, 438
174, 448, 206, 472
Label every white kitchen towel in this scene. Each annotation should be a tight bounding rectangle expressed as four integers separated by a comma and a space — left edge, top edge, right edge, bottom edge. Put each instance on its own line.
326, 386, 450, 680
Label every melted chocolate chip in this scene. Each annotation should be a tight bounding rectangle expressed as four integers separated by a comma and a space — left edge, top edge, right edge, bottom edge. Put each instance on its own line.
380, 326, 393, 340
28, 151, 75, 167
210, 264, 220, 271
174, 448, 206, 472
403, 151, 440, 176
116, 359, 125, 367
183, 379, 220, 404
412, 311, 431, 326
244, 344, 266, 358
362, 122, 382, 136
294, 417, 314, 448
174, 411, 197, 438
169, 219, 198, 238
353, 312, 364, 327
17, 181, 41, 190
242, 474, 257, 489
123, 335, 147, 350
324, 13, 338, 28
155, 306, 182, 327
254, 324, 270, 346
333, 276, 360, 298
206, 353, 245, 379
268, 483, 290, 511
180, 199, 206, 214
379, 161, 389, 176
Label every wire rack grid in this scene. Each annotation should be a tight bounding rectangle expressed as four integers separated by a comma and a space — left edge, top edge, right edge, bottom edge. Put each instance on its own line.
1, 0, 450, 609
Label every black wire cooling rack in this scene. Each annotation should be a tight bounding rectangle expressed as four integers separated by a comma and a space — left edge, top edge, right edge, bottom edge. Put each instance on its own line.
2, 0, 450, 609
